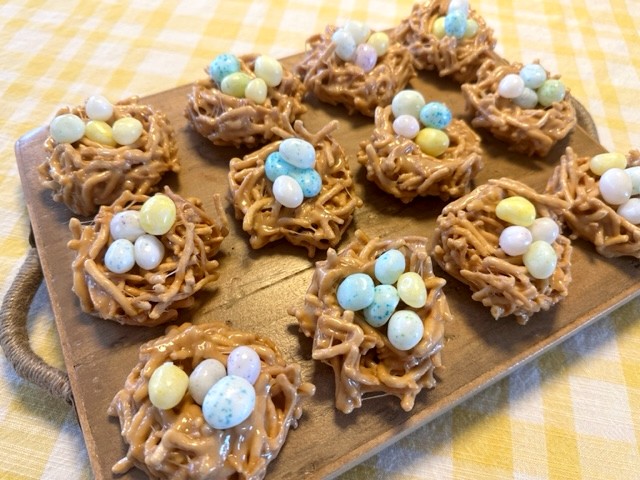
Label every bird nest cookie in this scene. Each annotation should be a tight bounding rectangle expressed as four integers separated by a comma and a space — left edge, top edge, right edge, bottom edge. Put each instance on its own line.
68, 187, 229, 326
357, 104, 483, 202
546, 147, 640, 257
289, 230, 450, 413
462, 59, 576, 157
185, 53, 306, 148
228, 120, 362, 257
392, 0, 498, 84
429, 178, 572, 324
295, 23, 415, 116
39, 96, 179, 216
108, 321, 315, 480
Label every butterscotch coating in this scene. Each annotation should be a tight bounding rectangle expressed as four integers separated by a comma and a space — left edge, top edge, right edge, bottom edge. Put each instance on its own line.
546, 147, 640, 257
109, 322, 315, 480
289, 230, 450, 413
39, 97, 179, 216
68, 187, 229, 326
429, 178, 572, 324
228, 120, 362, 257
392, 0, 498, 84
295, 25, 415, 116
462, 59, 576, 157
185, 54, 306, 148
357, 105, 483, 202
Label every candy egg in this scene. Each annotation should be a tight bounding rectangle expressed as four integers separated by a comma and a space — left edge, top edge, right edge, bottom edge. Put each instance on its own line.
85, 95, 113, 121
363, 284, 400, 327
104, 238, 135, 274
625, 166, 640, 195
337, 273, 375, 311
617, 198, 640, 224
444, 10, 466, 38
519, 64, 547, 89
112, 117, 143, 145
387, 310, 424, 351
343, 20, 371, 45
497, 73, 525, 99
139, 194, 177, 236
294, 168, 322, 198
419, 102, 452, 130
110, 210, 145, 242
221, 71, 252, 98
148, 362, 189, 410
188, 358, 226, 405
396, 272, 427, 308
432, 17, 446, 39
85, 120, 116, 147
464, 18, 479, 38
499, 225, 533, 256
202, 375, 256, 429
513, 87, 539, 109
273, 175, 304, 208
331, 28, 357, 62
415, 128, 450, 157
355, 43, 377, 73
50, 113, 85, 144
529, 217, 560, 244
367, 31, 389, 56
254, 55, 283, 87
391, 90, 425, 119
244, 77, 268, 104
134, 234, 165, 270
227, 346, 261, 385
599, 168, 632, 205
209, 53, 240, 85
537, 79, 566, 107
589, 152, 627, 176
495, 196, 536, 227
374, 249, 406, 284
448, 0, 469, 16
265, 151, 293, 182
279, 138, 316, 169
523, 240, 557, 279
392, 114, 420, 138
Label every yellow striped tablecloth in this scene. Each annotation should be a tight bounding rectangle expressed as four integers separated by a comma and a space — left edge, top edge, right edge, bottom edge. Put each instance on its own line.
1, 1, 639, 478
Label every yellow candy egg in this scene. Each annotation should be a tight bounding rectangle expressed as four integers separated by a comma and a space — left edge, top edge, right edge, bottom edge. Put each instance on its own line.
495, 196, 536, 227
85, 120, 116, 147
139, 194, 177, 236
367, 32, 390, 57
464, 19, 479, 38
112, 117, 143, 146
432, 17, 446, 39
254, 55, 283, 87
148, 362, 189, 410
245, 77, 268, 103
415, 128, 450, 157
220, 71, 252, 98
523, 240, 557, 279
396, 272, 427, 308
589, 152, 627, 176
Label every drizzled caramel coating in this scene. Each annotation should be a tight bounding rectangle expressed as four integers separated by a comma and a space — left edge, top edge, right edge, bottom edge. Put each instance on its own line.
392, 0, 498, 84
185, 54, 306, 148
109, 322, 315, 480
295, 26, 415, 116
228, 120, 362, 257
68, 187, 228, 326
289, 230, 450, 413
39, 97, 179, 216
357, 105, 483, 202
462, 59, 576, 157
430, 178, 572, 324
546, 148, 640, 257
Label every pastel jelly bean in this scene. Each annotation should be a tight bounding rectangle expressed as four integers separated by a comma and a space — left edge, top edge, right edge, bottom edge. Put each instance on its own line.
148, 362, 189, 410
367, 31, 389, 56
254, 55, 283, 87
85, 95, 113, 121
209, 53, 240, 85
419, 102, 452, 130
396, 272, 427, 308
202, 375, 255, 429
464, 18, 479, 38
139, 194, 177, 236
529, 217, 559, 244
134, 234, 165, 270
355, 43, 377, 72
337, 273, 375, 311
625, 166, 640, 195
391, 90, 425, 119
110, 210, 145, 242
495, 196, 536, 227
85, 120, 116, 147
363, 284, 400, 327
265, 152, 293, 182
188, 358, 226, 405
617, 198, 640, 224
519, 64, 547, 89
343, 20, 370, 44
432, 17, 446, 39
294, 168, 322, 198
513, 87, 539, 109
523, 240, 557, 279
537, 79, 566, 107
374, 249, 406, 284
497, 73, 525, 99
279, 138, 316, 169
112, 117, 143, 146
227, 346, 261, 385
448, 0, 469, 16
599, 168, 632, 205
244, 77, 268, 104
332, 28, 357, 62
221, 71, 252, 98
589, 152, 627, 176
273, 175, 304, 208
104, 238, 135, 274
499, 225, 533, 256
393, 114, 420, 138
415, 128, 450, 157
50, 113, 85, 144
387, 310, 424, 351
444, 10, 466, 38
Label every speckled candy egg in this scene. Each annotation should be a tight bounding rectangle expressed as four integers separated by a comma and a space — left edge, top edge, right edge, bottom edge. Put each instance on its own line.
279, 138, 316, 169
134, 234, 165, 270
50, 113, 85, 144
363, 284, 400, 327
139, 194, 177, 236
227, 346, 261, 385
519, 64, 547, 89
265, 151, 293, 182
110, 210, 145, 242
188, 358, 226, 405
419, 102, 452, 130
387, 310, 424, 351
272, 175, 304, 208
537, 79, 566, 107
513, 87, 539, 109
337, 273, 375, 311
85, 95, 114, 121
374, 249, 406, 284
396, 272, 427, 308
293, 168, 322, 198
148, 362, 189, 410
202, 375, 256, 429
104, 238, 135, 274
209, 53, 240, 85
444, 10, 466, 38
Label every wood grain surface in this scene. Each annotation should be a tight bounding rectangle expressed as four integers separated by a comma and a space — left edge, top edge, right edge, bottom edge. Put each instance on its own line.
14, 54, 640, 479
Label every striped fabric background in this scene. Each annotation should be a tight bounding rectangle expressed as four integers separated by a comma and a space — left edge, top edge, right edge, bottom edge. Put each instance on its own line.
0, 1, 639, 478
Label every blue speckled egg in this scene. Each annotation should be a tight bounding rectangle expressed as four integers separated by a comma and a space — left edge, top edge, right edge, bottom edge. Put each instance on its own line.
202, 375, 256, 429
363, 284, 400, 327
208, 53, 240, 86
519, 63, 547, 90
374, 249, 406, 285
444, 10, 466, 38
336, 273, 375, 311
265, 151, 293, 182
292, 168, 322, 197
513, 87, 539, 109
419, 102, 452, 130
279, 138, 316, 169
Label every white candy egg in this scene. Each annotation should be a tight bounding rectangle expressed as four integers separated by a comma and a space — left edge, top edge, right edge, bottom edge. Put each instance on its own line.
617, 198, 640, 224
85, 95, 114, 121
497, 73, 525, 99
49, 113, 85, 144
396, 272, 427, 308
227, 346, 261, 385
499, 225, 533, 256
599, 168, 632, 205
110, 210, 145, 242
104, 238, 135, 274
343, 20, 371, 44
273, 175, 304, 208
202, 375, 256, 429
188, 358, 226, 405
245, 77, 268, 104
529, 217, 560, 244
134, 234, 165, 270
387, 310, 424, 351
331, 28, 357, 61
254, 55, 283, 87
625, 166, 640, 195
279, 138, 316, 169
391, 90, 425, 119
523, 241, 557, 279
